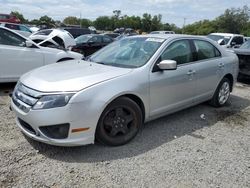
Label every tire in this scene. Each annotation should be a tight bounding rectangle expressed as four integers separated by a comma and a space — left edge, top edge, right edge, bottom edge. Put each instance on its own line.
95, 97, 142, 146
210, 77, 231, 107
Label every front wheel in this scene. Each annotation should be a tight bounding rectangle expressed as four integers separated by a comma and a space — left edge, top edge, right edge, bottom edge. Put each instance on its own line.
210, 77, 231, 107
95, 97, 142, 146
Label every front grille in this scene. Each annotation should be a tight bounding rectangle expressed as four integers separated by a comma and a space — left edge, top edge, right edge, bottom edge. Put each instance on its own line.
12, 83, 40, 112
18, 118, 36, 135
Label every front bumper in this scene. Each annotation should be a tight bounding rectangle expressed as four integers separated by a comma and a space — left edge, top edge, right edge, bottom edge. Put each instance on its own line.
11, 99, 97, 146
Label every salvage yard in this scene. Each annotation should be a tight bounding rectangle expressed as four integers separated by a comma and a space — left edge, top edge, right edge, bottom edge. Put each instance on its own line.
0, 81, 250, 187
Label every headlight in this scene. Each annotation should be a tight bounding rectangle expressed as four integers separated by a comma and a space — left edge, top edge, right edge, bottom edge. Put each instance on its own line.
33, 94, 74, 110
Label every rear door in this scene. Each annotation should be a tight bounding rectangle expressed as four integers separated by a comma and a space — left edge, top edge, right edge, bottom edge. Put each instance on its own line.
191, 39, 223, 102
0, 28, 44, 82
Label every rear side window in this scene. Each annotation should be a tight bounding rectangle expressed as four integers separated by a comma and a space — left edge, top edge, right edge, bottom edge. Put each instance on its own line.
231, 37, 244, 45
89, 36, 102, 43
0, 15, 9, 19
194, 40, 221, 60
34, 30, 52, 36
103, 36, 113, 43
160, 40, 193, 65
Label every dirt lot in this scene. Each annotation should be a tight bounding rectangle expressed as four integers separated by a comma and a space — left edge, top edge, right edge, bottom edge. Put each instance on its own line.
0, 81, 250, 188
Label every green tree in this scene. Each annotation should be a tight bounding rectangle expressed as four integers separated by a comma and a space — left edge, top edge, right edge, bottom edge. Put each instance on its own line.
80, 18, 92, 27
216, 6, 250, 34
94, 16, 113, 30
141, 13, 152, 32
63, 16, 80, 25
39, 15, 55, 26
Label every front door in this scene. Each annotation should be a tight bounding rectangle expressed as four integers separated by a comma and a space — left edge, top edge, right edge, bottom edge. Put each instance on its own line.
149, 39, 197, 118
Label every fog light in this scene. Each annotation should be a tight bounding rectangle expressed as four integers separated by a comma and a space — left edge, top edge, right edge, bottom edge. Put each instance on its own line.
39, 123, 70, 139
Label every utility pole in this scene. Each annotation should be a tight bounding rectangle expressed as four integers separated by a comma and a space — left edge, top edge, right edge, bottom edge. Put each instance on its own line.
182, 17, 186, 34
80, 12, 82, 28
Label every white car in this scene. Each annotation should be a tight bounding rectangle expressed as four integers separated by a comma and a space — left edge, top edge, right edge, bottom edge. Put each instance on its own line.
207, 33, 244, 48
0, 22, 33, 37
29, 29, 76, 49
0, 26, 83, 83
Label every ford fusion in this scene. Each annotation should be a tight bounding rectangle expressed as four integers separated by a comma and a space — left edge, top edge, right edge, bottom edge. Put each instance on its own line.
11, 35, 238, 146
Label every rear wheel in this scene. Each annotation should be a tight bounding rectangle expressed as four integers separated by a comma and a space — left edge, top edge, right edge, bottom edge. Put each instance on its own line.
95, 97, 142, 146
210, 77, 231, 107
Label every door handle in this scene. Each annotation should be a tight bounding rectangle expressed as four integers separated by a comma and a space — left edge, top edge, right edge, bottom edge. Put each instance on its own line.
187, 70, 196, 75
219, 63, 225, 68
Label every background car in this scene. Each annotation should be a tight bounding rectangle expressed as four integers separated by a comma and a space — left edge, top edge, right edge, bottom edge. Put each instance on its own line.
29, 29, 76, 49
207, 33, 244, 48
103, 33, 120, 39
11, 34, 238, 147
0, 22, 33, 37
0, 13, 20, 23
234, 40, 250, 79
0, 26, 82, 83
71, 34, 114, 56
150, 31, 175, 34
63, 27, 91, 38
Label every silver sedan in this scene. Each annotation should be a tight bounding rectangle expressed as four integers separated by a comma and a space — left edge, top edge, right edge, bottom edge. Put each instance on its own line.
11, 34, 239, 146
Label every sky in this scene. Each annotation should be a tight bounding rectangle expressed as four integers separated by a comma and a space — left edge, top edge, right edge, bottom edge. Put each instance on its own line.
0, 0, 249, 27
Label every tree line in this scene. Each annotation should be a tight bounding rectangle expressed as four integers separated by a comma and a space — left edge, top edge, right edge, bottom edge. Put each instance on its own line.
10, 5, 250, 35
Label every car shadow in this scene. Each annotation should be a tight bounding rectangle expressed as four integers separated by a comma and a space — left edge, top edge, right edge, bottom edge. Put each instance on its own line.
26, 94, 250, 163
238, 77, 250, 85
0, 83, 16, 97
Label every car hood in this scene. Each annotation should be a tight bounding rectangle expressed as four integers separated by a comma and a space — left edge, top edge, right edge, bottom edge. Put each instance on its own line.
233, 49, 250, 56
39, 46, 83, 59
20, 60, 133, 92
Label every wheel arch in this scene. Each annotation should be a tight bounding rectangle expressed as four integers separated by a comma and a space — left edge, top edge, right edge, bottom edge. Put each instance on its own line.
123, 94, 146, 122
57, 57, 74, 62
100, 93, 146, 123
224, 73, 234, 91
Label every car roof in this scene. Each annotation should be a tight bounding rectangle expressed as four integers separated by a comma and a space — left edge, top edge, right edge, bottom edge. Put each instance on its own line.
209, 33, 243, 37
130, 34, 206, 40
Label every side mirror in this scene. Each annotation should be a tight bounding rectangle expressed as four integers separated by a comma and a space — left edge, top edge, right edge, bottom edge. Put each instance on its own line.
87, 41, 95, 45
218, 39, 225, 45
157, 60, 177, 70
25, 40, 35, 48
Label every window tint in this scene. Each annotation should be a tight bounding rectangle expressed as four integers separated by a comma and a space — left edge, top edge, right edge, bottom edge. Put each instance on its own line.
20, 25, 31, 33
103, 36, 113, 43
0, 15, 9, 19
0, 28, 25, 46
5, 24, 19, 30
89, 36, 102, 43
194, 40, 221, 60
160, 40, 193, 65
231, 36, 244, 45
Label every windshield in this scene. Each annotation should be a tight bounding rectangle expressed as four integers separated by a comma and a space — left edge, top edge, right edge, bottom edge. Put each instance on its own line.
207, 34, 231, 44
89, 37, 164, 68
240, 40, 250, 49
75, 35, 92, 44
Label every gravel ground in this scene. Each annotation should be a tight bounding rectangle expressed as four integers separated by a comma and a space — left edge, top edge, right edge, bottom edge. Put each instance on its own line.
0, 81, 250, 188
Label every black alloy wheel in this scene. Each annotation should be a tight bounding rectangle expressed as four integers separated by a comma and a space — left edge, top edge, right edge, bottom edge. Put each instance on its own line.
95, 97, 142, 146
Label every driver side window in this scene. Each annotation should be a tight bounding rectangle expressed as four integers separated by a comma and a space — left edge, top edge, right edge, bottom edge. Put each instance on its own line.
0, 28, 25, 47
160, 40, 193, 65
